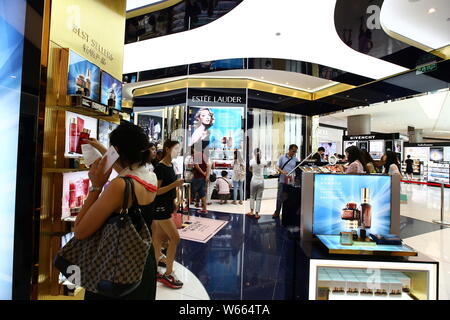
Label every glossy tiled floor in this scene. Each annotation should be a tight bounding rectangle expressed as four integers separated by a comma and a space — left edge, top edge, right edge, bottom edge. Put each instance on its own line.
157, 183, 449, 300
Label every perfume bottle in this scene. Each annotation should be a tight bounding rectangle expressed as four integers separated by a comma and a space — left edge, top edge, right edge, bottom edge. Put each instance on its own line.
69, 118, 78, 153
360, 188, 372, 228
84, 69, 91, 97
107, 85, 116, 107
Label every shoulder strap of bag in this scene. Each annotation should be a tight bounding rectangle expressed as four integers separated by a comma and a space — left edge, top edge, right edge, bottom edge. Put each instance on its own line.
281, 156, 293, 170
128, 177, 139, 207
120, 177, 131, 214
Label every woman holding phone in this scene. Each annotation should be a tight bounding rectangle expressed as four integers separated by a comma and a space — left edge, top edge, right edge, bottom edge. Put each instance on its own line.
75, 123, 158, 300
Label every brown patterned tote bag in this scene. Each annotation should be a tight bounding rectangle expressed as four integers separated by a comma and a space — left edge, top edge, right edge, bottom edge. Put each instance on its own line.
54, 177, 152, 297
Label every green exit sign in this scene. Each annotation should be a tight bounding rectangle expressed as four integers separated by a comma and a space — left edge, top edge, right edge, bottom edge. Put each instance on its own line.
416, 63, 437, 75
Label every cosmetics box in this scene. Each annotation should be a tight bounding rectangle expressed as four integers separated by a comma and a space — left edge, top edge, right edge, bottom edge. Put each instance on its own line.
369, 233, 402, 245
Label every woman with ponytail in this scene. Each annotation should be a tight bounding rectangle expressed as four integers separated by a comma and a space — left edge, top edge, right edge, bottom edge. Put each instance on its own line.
152, 140, 185, 289
246, 148, 267, 219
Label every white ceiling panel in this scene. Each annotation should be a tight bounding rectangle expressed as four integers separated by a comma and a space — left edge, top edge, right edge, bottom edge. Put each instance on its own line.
124, 0, 407, 79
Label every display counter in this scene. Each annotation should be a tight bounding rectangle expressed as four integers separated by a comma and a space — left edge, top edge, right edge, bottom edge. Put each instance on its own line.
296, 240, 439, 300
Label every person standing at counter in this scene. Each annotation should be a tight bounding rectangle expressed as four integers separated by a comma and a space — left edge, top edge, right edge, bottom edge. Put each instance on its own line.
273, 144, 299, 219
382, 151, 402, 176
343, 145, 367, 174
310, 147, 325, 162
361, 149, 377, 174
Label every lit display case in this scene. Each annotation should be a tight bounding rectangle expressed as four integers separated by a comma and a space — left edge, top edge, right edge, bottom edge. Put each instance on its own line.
423, 162, 450, 184
309, 259, 438, 300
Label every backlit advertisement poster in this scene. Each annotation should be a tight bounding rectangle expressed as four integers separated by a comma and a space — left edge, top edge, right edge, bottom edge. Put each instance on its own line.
64, 111, 98, 158
137, 114, 163, 145
98, 120, 118, 149
0, 0, 26, 300
430, 148, 443, 162
101, 71, 122, 110
313, 174, 391, 236
62, 171, 91, 220
188, 107, 243, 150
67, 50, 100, 101
319, 142, 336, 156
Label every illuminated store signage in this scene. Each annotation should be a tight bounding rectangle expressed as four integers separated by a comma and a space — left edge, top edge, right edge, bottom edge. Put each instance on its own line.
191, 95, 243, 104
0, 0, 26, 300
344, 133, 399, 141
188, 89, 246, 107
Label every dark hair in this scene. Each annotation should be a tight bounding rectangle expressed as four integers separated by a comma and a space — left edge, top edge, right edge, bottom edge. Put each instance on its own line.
345, 145, 368, 173
289, 144, 298, 151
407, 155, 411, 158
109, 123, 150, 168
360, 149, 375, 165
234, 150, 242, 162
318, 147, 325, 152
384, 151, 400, 173
254, 148, 261, 165
162, 140, 179, 158
221, 170, 228, 177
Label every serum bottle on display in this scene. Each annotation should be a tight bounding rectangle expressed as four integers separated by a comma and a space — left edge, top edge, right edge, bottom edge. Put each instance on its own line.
360, 188, 372, 229
85, 68, 91, 97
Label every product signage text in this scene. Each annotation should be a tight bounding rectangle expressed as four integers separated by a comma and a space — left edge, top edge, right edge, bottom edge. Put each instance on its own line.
344, 133, 399, 141
348, 135, 376, 140
191, 95, 243, 104
73, 26, 113, 67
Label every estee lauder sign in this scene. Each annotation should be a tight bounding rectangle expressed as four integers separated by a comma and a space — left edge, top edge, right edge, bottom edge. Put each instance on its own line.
72, 26, 114, 66
191, 95, 243, 104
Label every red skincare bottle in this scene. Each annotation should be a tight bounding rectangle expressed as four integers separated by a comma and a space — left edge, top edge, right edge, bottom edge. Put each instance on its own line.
75, 117, 85, 154
69, 181, 77, 208
77, 128, 91, 154
69, 118, 78, 153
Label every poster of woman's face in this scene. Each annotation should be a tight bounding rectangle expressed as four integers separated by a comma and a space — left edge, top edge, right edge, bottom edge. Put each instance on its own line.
188, 107, 243, 150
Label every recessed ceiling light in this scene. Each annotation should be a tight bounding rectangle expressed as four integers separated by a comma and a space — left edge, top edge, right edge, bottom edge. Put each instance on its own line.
286, 82, 289, 85
428, 8, 436, 14
261, 76, 264, 79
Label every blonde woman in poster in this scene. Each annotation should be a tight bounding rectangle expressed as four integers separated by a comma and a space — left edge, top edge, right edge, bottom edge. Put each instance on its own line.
190, 108, 215, 147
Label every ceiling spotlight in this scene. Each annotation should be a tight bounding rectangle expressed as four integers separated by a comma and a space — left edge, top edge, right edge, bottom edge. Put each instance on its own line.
261, 76, 264, 80
428, 8, 436, 14
286, 82, 289, 85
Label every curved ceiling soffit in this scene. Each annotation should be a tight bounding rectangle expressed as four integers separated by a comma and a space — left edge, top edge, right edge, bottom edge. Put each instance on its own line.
380, 0, 450, 52
123, 0, 407, 79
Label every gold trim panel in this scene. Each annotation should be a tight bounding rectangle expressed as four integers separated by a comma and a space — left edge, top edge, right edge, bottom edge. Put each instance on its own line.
126, 0, 183, 19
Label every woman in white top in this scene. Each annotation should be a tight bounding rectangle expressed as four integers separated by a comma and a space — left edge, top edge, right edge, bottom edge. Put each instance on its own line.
343, 145, 367, 174
382, 151, 402, 176
247, 148, 266, 219
232, 150, 246, 205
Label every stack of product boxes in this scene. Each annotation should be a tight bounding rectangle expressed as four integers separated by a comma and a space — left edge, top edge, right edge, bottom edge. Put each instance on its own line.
317, 268, 411, 298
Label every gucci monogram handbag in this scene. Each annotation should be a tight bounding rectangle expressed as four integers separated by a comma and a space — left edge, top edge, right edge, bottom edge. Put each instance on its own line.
54, 177, 152, 297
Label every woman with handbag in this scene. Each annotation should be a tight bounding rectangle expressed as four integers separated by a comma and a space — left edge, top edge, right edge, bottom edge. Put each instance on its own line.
152, 140, 185, 289
72, 123, 159, 300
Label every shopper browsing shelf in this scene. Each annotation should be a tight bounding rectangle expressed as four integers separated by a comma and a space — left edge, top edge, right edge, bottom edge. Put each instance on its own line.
247, 148, 267, 219
75, 123, 158, 300
405, 155, 414, 180
206, 158, 215, 205
273, 144, 299, 218
343, 146, 367, 174
382, 151, 402, 176
232, 150, 246, 205
216, 171, 232, 204
152, 140, 185, 289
